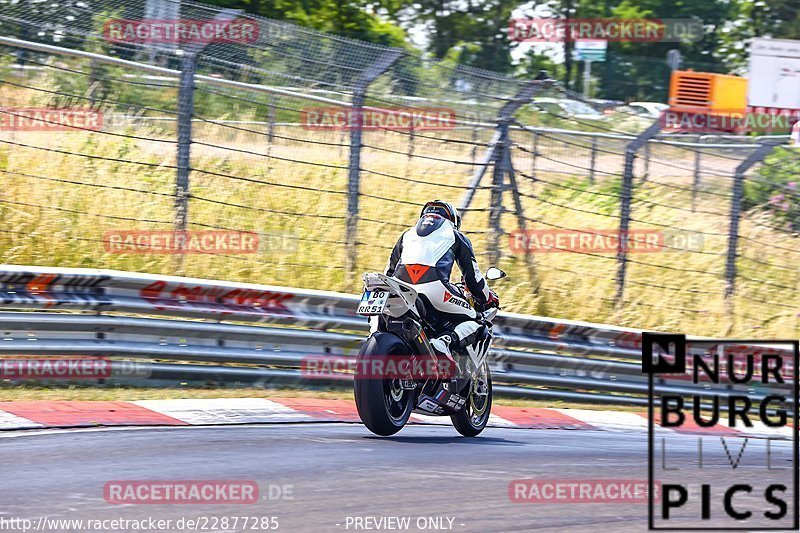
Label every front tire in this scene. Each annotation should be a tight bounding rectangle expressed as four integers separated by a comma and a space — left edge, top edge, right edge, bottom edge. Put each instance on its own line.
450, 362, 492, 437
354, 334, 415, 436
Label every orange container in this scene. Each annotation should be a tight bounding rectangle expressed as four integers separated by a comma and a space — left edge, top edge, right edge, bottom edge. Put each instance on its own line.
668, 70, 747, 114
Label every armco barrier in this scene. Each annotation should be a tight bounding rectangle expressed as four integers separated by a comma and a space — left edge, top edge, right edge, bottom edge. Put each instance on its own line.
0, 265, 792, 405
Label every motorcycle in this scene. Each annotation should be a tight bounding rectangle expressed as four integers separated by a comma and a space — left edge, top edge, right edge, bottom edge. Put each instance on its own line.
353, 267, 506, 437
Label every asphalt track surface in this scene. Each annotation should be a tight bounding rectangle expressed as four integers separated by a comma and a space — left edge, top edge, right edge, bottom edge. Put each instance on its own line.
0, 423, 795, 532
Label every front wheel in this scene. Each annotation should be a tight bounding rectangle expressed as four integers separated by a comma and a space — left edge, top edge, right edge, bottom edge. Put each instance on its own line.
354, 334, 415, 436
450, 361, 492, 437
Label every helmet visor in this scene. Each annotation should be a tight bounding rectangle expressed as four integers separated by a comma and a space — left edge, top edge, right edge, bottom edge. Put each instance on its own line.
422, 201, 456, 224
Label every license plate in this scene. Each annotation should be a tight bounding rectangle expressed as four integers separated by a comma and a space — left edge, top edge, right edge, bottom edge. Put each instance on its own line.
357, 289, 389, 316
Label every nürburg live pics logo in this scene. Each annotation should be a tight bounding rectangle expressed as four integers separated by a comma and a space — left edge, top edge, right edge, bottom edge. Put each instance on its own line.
643, 333, 799, 530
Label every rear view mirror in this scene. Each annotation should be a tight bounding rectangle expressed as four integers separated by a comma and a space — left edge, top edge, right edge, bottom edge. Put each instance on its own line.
485, 267, 506, 281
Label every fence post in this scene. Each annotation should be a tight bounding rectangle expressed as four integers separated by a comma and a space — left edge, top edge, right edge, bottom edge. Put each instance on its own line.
267, 94, 276, 146
724, 142, 779, 308
461, 80, 549, 240
460, 80, 550, 300
174, 51, 198, 273
172, 9, 240, 273
344, 50, 403, 280
460, 81, 549, 214
461, 130, 501, 215
488, 133, 507, 265
470, 126, 479, 172
264, 94, 276, 172
531, 130, 539, 180
692, 148, 701, 212
589, 135, 597, 184
614, 120, 662, 308
406, 121, 415, 179
503, 135, 542, 296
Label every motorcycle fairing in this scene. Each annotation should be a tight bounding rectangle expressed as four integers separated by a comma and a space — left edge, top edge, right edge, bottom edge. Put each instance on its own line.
363, 272, 419, 318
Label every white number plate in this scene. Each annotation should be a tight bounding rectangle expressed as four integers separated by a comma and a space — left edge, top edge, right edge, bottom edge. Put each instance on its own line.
357, 289, 389, 316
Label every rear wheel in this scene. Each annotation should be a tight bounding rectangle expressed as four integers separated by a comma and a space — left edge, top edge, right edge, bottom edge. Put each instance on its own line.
450, 361, 492, 437
354, 335, 415, 436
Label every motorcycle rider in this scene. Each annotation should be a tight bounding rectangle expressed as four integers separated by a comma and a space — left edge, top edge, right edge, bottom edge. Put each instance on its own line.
383, 200, 500, 364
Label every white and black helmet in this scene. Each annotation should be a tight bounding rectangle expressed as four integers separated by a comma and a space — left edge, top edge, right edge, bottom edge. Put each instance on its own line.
420, 200, 461, 230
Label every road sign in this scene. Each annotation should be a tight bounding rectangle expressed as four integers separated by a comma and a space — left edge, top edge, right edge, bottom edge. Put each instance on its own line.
574, 41, 607, 62
749, 37, 800, 109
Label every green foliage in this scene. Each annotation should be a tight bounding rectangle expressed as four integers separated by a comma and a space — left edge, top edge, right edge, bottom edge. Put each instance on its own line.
203, 0, 408, 48
7, 0, 800, 103
516, 51, 565, 82
512, 0, 799, 100
747, 148, 800, 231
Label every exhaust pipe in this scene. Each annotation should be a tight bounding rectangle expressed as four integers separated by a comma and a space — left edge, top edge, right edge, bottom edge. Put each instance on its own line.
401, 318, 418, 341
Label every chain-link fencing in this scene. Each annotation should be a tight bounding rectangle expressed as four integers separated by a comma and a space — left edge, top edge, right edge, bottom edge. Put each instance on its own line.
1, 0, 799, 338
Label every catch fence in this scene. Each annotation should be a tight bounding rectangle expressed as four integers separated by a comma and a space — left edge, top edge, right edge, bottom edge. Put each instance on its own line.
0, 1, 799, 339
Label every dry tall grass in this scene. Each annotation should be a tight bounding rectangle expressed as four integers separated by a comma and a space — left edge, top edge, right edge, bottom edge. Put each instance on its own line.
1, 118, 798, 339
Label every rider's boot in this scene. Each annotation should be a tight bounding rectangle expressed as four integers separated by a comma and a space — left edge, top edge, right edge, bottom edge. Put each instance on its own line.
429, 334, 459, 383
430, 334, 455, 361
431, 334, 469, 394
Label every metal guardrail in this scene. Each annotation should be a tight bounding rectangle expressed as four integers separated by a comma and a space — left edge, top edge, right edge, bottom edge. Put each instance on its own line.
0, 265, 791, 405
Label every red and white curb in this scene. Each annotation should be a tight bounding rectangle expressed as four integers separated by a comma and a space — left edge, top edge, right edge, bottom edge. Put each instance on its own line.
0, 398, 790, 439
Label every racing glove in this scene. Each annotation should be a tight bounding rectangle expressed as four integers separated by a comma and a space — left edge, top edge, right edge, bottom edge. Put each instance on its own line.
486, 290, 500, 309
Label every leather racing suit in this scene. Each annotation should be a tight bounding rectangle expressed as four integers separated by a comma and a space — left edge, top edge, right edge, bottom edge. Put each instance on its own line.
384, 212, 492, 359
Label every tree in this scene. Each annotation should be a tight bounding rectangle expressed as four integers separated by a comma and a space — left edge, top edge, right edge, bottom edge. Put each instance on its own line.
378, 0, 519, 73
204, 0, 408, 47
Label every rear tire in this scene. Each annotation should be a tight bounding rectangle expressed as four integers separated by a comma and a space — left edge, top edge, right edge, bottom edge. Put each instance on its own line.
354, 334, 415, 436
450, 363, 492, 437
